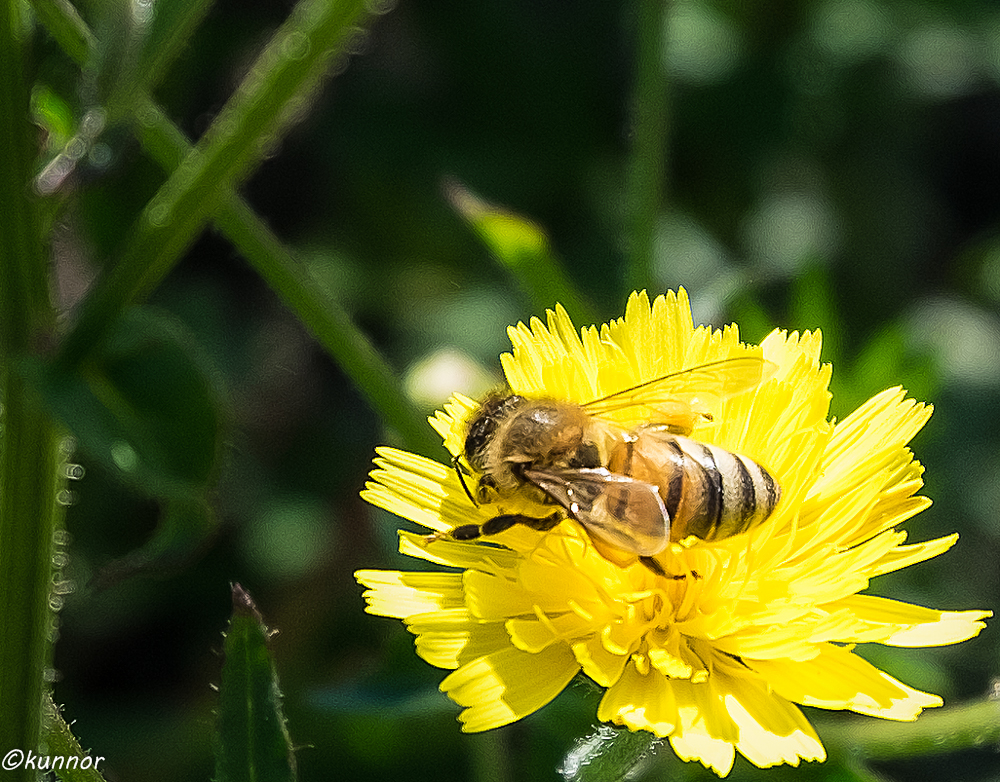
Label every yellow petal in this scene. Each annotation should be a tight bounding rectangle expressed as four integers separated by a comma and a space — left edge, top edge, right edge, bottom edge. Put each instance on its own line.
506, 607, 595, 653
571, 634, 630, 687
646, 628, 701, 679
440, 643, 580, 732
597, 658, 679, 737
751, 644, 943, 719
669, 733, 736, 777
831, 594, 991, 646
406, 610, 511, 669
363, 447, 476, 533
398, 530, 520, 572
809, 388, 932, 509
355, 570, 464, 618
429, 393, 478, 455
727, 698, 825, 769
716, 669, 826, 769
712, 614, 845, 661
871, 533, 959, 576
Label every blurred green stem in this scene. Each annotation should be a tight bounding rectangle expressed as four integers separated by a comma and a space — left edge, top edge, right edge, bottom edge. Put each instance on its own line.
137, 0, 217, 94
820, 697, 1000, 761
0, 2, 63, 779
624, 0, 668, 294
56, 0, 368, 369
129, 99, 439, 456
32, 0, 437, 457
30, 0, 94, 66
470, 730, 511, 782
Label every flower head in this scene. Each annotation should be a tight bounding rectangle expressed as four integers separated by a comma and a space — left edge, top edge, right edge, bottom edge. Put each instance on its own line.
356, 289, 990, 776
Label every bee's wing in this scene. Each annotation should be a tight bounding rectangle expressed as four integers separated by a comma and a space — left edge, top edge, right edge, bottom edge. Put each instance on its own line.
583, 357, 775, 418
523, 467, 669, 557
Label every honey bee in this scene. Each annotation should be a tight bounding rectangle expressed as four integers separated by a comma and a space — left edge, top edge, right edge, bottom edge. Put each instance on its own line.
447, 357, 781, 562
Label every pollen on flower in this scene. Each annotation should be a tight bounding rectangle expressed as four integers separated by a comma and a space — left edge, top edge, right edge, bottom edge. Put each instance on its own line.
355, 289, 991, 776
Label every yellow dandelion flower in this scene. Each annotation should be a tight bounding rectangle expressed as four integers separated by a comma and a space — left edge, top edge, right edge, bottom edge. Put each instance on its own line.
355, 289, 990, 776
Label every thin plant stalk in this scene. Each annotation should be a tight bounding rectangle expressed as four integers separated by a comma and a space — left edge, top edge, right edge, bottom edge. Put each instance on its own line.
624, 0, 669, 294
0, 2, 65, 779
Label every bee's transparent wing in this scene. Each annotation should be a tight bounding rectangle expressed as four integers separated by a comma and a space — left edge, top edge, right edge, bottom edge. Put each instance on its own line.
583, 356, 775, 418
524, 467, 669, 556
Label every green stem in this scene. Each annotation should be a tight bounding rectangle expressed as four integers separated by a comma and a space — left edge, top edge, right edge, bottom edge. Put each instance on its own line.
33, 0, 438, 456
133, 98, 440, 456
56, 0, 369, 369
469, 730, 511, 782
0, 2, 64, 779
818, 698, 1000, 761
137, 0, 218, 93
222, 198, 443, 456
29, 0, 94, 67
624, 0, 669, 294
0, 395, 61, 782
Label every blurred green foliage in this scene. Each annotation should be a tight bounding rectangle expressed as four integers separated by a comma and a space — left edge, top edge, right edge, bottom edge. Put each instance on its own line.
16, 0, 1000, 780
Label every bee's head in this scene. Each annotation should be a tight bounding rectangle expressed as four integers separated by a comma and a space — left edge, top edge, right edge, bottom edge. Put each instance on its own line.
463, 393, 526, 470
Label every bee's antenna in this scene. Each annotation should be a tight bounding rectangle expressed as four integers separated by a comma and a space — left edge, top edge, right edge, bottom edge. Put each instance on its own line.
452, 454, 479, 507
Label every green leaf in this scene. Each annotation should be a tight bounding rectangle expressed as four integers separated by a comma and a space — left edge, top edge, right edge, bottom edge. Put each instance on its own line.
98, 309, 222, 486
30, 85, 76, 150
24, 307, 223, 500
42, 696, 110, 782
445, 178, 596, 325
559, 725, 659, 782
215, 584, 297, 782
561, 728, 879, 782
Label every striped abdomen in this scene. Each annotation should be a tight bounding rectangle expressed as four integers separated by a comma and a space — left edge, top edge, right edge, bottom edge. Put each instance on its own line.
606, 430, 780, 542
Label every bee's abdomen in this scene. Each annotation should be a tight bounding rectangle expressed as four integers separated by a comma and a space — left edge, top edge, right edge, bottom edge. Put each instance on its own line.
609, 432, 780, 542
671, 436, 779, 540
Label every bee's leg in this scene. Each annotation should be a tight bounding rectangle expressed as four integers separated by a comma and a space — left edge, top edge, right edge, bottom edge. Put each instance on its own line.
512, 513, 562, 532
640, 556, 670, 577
449, 513, 561, 541
639, 556, 701, 580
452, 455, 479, 507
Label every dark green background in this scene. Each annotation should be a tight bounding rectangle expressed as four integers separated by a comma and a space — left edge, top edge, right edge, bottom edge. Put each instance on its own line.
44, 0, 999, 780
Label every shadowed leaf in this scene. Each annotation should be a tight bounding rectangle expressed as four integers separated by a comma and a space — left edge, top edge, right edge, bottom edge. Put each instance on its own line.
216, 584, 297, 782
